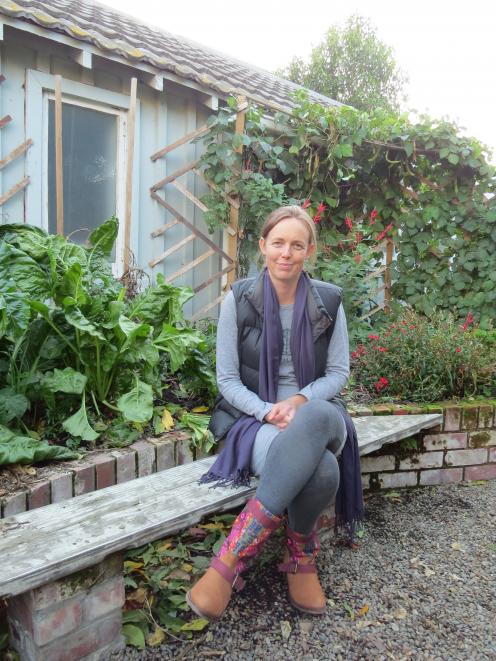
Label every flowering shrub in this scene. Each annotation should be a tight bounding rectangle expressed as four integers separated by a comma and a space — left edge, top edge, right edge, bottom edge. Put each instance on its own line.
351, 309, 496, 402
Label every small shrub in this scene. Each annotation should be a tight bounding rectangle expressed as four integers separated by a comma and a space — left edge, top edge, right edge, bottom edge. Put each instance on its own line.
351, 309, 496, 402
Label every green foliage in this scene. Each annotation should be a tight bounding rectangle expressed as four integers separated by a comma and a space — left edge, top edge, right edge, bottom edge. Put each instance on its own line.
277, 15, 407, 112
351, 309, 496, 402
0, 221, 216, 464
199, 93, 496, 328
123, 513, 235, 646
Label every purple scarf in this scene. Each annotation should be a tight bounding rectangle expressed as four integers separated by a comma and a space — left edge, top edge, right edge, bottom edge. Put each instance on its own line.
200, 270, 363, 536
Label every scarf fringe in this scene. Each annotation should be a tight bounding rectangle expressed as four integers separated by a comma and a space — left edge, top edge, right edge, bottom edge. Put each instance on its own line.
199, 468, 252, 489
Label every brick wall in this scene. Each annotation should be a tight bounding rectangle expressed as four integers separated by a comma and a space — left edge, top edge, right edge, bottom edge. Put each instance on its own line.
352, 403, 496, 491
0, 431, 196, 518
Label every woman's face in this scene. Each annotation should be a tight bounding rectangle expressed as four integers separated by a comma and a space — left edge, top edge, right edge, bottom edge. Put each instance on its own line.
259, 217, 315, 286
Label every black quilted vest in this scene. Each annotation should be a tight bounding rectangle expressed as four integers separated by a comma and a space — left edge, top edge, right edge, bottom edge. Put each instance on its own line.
208, 273, 342, 441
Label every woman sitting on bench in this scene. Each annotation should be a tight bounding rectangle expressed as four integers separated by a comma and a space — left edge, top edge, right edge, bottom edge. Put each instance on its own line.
187, 205, 363, 621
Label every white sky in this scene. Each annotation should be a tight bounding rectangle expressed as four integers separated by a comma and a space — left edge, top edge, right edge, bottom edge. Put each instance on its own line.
102, 0, 496, 160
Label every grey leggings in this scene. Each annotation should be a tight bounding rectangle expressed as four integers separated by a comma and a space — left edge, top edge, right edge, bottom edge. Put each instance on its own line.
255, 399, 346, 535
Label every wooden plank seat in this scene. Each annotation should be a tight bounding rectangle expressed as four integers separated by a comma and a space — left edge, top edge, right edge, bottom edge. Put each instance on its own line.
0, 413, 441, 660
0, 413, 441, 600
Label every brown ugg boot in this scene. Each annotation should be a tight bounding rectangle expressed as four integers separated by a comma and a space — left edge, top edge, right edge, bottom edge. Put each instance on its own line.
278, 526, 326, 615
186, 499, 282, 621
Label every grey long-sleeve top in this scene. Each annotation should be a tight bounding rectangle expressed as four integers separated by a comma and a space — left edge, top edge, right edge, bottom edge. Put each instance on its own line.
216, 290, 350, 423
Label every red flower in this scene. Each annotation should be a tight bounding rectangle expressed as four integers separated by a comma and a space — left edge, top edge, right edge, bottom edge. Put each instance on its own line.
409, 325, 415, 330
368, 334, 380, 340
351, 351, 359, 359
377, 346, 388, 352
462, 312, 474, 331
374, 376, 389, 392
370, 210, 378, 219
354, 253, 362, 264
345, 217, 353, 231
313, 213, 322, 224
302, 198, 311, 209
455, 347, 462, 353
376, 223, 394, 242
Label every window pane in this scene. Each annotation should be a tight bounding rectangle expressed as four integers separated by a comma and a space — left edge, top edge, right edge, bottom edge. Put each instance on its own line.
48, 101, 118, 253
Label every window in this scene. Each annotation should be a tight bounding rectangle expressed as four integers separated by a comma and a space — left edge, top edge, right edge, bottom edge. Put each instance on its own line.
46, 98, 122, 258
26, 71, 138, 275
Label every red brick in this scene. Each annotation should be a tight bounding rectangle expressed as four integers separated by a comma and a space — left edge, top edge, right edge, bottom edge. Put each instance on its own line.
2, 491, 27, 517
49, 473, 73, 503
37, 612, 123, 661
469, 430, 496, 449
83, 577, 125, 622
92, 455, 116, 489
28, 481, 51, 510
461, 406, 479, 430
377, 471, 418, 489
464, 464, 496, 481
156, 439, 175, 471
131, 440, 156, 477
176, 439, 194, 465
445, 448, 488, 467
399, 451, 443, 470
423, 432, 467, 451
115, 451, 136, 483
444, 407, 461, 432
478, 405, 494, 429
489, 448, 496, 462
33, 599, 82, 646
73, 464, 95, 496
419, 468, 463, 486
360, 455, 395, 473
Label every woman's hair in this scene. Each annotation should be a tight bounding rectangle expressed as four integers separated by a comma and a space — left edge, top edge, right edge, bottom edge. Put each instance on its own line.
261, 205, 317, 246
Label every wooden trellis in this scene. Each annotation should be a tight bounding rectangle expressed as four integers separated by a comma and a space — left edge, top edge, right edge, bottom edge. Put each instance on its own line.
358, 238, 394, 319
149, 97, 247, 320
0, 75, 33, 208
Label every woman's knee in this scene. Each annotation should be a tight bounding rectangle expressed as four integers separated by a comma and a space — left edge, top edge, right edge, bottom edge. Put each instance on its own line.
296, 399, 345, 438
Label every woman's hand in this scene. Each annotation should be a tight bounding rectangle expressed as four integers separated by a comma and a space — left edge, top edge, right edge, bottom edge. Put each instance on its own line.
264, 395, 307, 429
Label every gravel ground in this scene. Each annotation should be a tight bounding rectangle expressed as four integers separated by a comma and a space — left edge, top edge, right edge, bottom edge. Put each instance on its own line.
114, 480, 496, 661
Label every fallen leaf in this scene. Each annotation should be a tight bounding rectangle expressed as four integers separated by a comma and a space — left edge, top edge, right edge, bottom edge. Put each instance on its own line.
146, 626, 166, 646
161, 408, 175, 431
327, 598, 336, 607
192, 405, 209, 413
199, 523, 225, 531
357, 604, 370, 617
393, 607, 407, 620
343, 602, 355, 620
169, 569, 191, 581
126, 587, 147, 605
280, 620, 292, 640
181, 563, 193, 573
424, 568, 436, 577
181, 618, 209, 631
124, 561, 144, 572
451, 542, 462, 552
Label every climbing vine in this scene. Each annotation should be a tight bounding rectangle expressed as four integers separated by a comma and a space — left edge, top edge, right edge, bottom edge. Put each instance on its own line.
199, 92, 496, 328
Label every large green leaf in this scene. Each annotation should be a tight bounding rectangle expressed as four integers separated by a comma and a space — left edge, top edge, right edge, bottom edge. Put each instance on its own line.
0, 387, 29, 425
117, 379, 153, 423
0, 436, 79, 466
0, 242, 52, 300
42, 368, 87, 394
0, 288, 31, 340
64, 308, 106, 341
88, 216, 119, 257
127, 273, 193, 327
62, 399, 98, 441
154, 324, 204, 372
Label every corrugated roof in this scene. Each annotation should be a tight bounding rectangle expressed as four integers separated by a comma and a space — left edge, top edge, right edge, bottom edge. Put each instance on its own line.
0, 0, 339, 111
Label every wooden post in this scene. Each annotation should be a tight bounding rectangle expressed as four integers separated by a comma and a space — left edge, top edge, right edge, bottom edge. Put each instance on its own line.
226, 96, 247, 287
384, 239, 394, 312
54, 75, 64, 235
123, 77, 137, 274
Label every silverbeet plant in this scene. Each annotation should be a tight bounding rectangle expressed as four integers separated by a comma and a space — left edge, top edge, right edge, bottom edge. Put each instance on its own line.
0, 219, 215, 464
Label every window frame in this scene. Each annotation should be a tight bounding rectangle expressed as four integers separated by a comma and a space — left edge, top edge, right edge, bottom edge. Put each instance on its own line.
26, 70, 140, 276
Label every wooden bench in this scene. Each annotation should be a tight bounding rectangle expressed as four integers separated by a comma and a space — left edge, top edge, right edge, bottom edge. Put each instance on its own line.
0, 413, 441, 660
